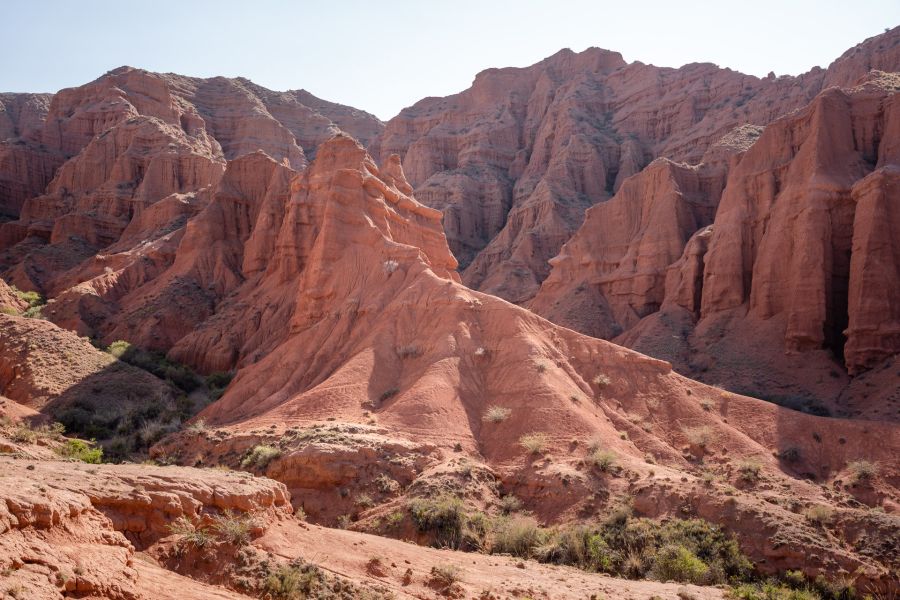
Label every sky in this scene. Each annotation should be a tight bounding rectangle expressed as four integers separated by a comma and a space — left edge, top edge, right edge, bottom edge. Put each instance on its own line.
1, 1, 898, 121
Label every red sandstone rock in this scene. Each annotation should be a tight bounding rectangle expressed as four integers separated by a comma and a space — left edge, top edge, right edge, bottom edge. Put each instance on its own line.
0, 313, 173, 411
534, 73, 900, 404
143, 136, 898, 589
376, 27, 900, 303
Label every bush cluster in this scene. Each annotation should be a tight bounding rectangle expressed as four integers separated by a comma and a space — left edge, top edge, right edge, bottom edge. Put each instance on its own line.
58, 438, 103, 463
241, 444, 282, 470
407, 497, 753, 586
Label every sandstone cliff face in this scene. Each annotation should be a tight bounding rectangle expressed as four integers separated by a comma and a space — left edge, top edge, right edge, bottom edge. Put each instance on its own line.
138, 136, 899, 588
0, 67, 383, 350
697, 74, 900, 373
376, 27, 900, 303
0, 455, 291, 600
0, 93, 60, 218
167, 135, 460, 374
536, 72, 900, 410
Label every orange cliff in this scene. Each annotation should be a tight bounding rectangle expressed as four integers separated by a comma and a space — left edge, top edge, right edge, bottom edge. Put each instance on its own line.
532, 72, 900, 412
374, 27, 900, 306
134, 136, 899, 588
0, 67, 383, 350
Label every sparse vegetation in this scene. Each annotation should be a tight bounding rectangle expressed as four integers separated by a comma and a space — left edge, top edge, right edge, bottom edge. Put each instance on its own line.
483, 405, 511, 423
589, 448, 617, 472
804, 505, 833, 526
187, 418, 208, 433
491, 515, 547, 556
58, 438, 103, 463
377, 387, 399, 405
498, 494, 522, 515
257, 558, 395, 599
10, 421, 65, 444
355, 493, 375, 508
205, 371, 233, 401
728, 582, 821, 600
519, 432, 548, 455
429, 564, 462, 595
211, 510, 254, 546
489, 513, 752, 586
738, 461, 762, 485
241, 444, 281, 469
593, 373, 612, 388
778, 447, 802, 463
167, 516, 214, 548
361, 490, 849, 592
846, 460, 877, 484
10, 286, 45, 319
683, 426, 713, 448
375, 473, 400, 494
105, 340, 202, 393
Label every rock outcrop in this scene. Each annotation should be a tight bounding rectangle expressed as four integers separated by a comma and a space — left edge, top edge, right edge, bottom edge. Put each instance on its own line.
0, 313, 172, 411
141, 136, 898, 589
0, 456, 290, 600
0, 31, 898, 599
0, 67, 383, 351
376, 27, 900, 303
530, 69, 900, 404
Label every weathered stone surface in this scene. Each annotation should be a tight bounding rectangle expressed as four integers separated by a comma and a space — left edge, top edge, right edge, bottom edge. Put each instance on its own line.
376, 27, 900, 303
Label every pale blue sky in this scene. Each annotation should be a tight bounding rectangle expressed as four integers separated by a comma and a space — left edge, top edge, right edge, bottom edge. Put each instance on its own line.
2, 1, 898, 120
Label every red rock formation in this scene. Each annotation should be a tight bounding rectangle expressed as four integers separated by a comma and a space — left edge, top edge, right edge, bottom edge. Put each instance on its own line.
0, 93, 60, 218
0, 456, 290, 599
0, 67, 382, 349
140, 136, 898, 588
0, 313, 173, 416
377, 27, 900, 303
540, 73, 900, 410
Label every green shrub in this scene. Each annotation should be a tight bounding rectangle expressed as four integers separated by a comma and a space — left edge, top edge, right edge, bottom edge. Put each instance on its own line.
58, 439, 103, 463
206, 371, 233, 400
491, 516, 547, 557
728, 582, 821, 600
652, 544, 709, 584
107, 340, 132, 359
0, 306, 18, 315
846, 460, 877, 484
211, 510, 253, 546
738, 461, 762, 484
589, 448, 617, 472
12, 287, 43, 308
241, 444, 281, 470
263, 564, 316, 598
408, 495, 467, 548
498, 495, 522, 515
22, 305, 44, 319
539, 524, 613, 572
